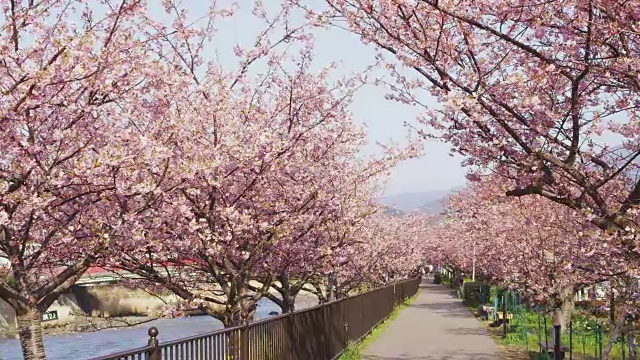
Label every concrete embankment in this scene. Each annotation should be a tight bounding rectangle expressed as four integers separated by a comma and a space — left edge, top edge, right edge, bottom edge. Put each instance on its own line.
0, 282, 320, 338
0, 285, 181, 338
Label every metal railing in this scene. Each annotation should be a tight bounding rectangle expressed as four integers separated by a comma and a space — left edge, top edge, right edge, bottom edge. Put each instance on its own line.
89, 278, 420, 360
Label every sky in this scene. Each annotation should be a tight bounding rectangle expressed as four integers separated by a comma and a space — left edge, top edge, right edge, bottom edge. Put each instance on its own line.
150, 1, 468, 195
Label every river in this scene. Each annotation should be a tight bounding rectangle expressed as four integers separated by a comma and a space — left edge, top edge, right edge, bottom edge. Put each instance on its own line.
0, 299, 282, 360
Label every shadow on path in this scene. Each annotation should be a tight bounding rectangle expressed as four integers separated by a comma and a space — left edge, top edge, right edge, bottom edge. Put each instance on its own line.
407, 302, 476, 319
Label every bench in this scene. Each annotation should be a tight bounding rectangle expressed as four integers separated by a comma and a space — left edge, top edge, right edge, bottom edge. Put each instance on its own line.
539, 341, 569, 359
491, 312, 514, 327
497, 312, 513, 320
477, 305, 493, 320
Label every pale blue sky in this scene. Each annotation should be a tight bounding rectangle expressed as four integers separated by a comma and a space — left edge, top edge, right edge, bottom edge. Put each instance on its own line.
152, 1, 468, 195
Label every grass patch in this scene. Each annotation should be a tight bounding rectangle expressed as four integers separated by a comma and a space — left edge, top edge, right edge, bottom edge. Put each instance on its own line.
337, 292, 420, 360
468, 305, 628, 360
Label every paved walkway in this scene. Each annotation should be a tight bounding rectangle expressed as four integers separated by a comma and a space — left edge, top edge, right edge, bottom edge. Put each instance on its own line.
362, 282, 501, 360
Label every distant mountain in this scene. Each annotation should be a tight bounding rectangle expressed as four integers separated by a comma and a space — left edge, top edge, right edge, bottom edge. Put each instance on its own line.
382, 189, 457, 214
418, 200, 445, 215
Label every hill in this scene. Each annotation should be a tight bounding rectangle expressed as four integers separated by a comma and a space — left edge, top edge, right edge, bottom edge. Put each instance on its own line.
381, 189, 457, 215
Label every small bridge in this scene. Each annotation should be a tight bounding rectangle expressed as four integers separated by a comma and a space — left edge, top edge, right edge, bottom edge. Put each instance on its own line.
75, 263, 185, 286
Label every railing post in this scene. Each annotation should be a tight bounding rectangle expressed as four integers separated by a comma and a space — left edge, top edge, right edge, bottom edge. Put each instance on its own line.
392, 282, 396, 312
553, 324, 562, 360
147, 327, 160, 360
240, 325, 249, 360
502, 295, 507, 338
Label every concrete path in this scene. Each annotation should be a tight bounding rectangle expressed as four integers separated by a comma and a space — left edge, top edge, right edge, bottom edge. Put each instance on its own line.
361, 282, 501, 360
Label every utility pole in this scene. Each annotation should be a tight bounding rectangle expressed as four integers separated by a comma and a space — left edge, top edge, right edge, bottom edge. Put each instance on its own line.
472, 240, 476, 282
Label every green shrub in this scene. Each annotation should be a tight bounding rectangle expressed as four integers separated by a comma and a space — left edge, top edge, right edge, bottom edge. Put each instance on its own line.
463, 281, 491, 307
433, 273, 442, 284
3, 275, 16, 289
489, 286, 500, 304
449, 278, 457, 288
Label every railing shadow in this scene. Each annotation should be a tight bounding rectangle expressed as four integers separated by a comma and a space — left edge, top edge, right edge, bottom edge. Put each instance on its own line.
361, 350, 498, 360
445, 326, 492, 336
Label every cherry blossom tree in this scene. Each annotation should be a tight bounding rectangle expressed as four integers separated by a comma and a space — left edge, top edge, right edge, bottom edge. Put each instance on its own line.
259, 168, 384, 313
107, 0, 420, 323
258, 137, 416, 312
309, 0, 640, 259
0, 1, 199, 358
0, 0, 422, 357
308, 212, 425, 299
112, 33, 410, 326
437, 176, 627, 329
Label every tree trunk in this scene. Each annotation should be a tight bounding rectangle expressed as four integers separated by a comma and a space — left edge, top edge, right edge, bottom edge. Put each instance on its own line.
335, 283, 349, 299
327, 273, 336, 301
223, 315, 244, 360
603, 315, 626, 360
628, 329, 637, 360
220, 301, 256, 328
276, 274, 299, 313
552, 286, 575, 332
220, 299, 255, 360
281, 293, 296, 313
311, 282, 328, 304
17, 307, 46, 360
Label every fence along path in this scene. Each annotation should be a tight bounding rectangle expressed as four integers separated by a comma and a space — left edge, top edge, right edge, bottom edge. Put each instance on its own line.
361, 282, 501, 360
89, 279, 419, 360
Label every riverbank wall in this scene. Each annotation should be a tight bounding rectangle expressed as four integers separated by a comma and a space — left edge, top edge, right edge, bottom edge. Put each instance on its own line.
0, 281, 320, 338
0, 285, 180, 337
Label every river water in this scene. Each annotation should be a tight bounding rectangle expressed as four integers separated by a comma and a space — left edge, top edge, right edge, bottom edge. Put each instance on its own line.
0, 299, 281, 360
